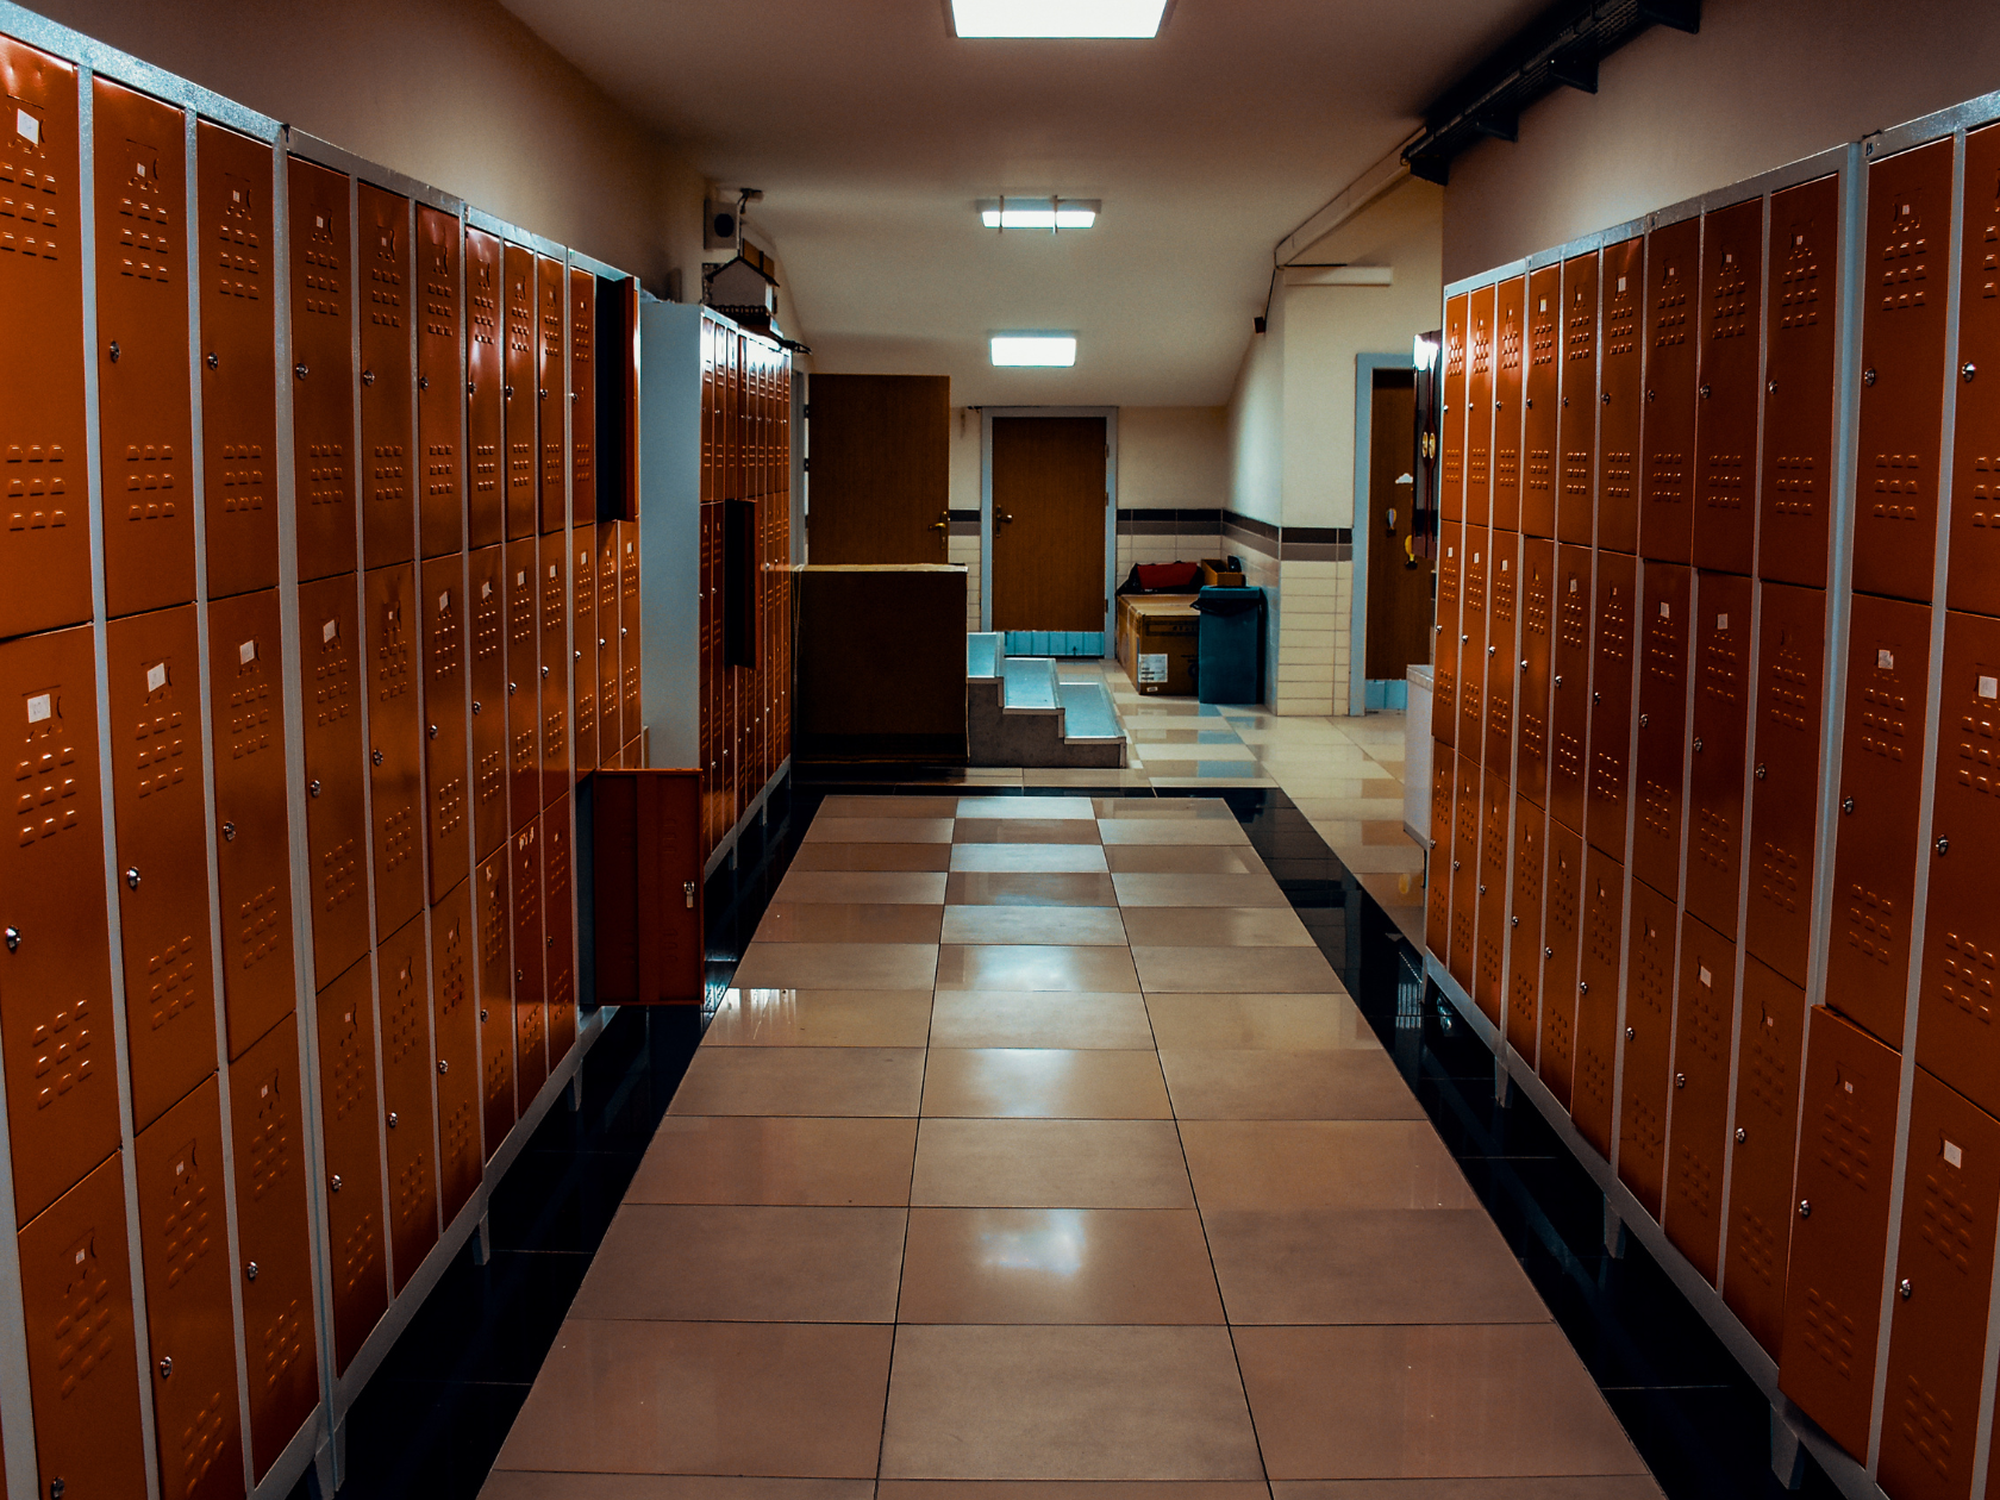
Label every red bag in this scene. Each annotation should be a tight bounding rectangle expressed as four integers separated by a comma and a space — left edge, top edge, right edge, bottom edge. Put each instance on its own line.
1136, 561, 1199, 590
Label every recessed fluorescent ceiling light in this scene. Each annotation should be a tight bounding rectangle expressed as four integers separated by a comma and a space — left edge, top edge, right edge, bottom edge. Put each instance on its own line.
991, 334, 1077, 367
952, 0, 1168, 38
979, 199, 1099, 229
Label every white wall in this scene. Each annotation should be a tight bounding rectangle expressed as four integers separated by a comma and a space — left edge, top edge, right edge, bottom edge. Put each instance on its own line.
1120, 407, 1229, 509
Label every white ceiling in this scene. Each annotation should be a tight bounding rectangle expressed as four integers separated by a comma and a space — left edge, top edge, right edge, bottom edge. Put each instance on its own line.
499, 0, 1542, 406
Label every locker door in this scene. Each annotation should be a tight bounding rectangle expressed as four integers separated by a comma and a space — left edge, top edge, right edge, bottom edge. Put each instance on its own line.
1723, 956, 1809, 1358
430, 879, 480, 1225
1540, 820, 1585, 1106
1617, 877, 1677, 1217
1693, 198, 1765, 576
502, 243, 536, 540
1447, 754, 1479, 993
287, 158, 355, 581
0, 37, 91, 638
296, 575, 367, 987
1556, 251, 1598, 547
1517, 537, 1554, 807
1685, 573, 1754, 936
315, 956, 387, 1372
1571, 848, 1625, 1158
134, 1075, 241, 1500
416, 204, 462, 559
1586, 549, 1637, 859
1641, 217, 1700, 564
358, 185, 413, 569
545, 794, 577, 1064
1432, 523, 1461, 749
1951, 125, 2000, 615
1761, 175, 1840, 588
376, 914, 437, 1292
207, 590, 295, 1057
1456, 530, 1488, 755
94, 80, 195, 618
597, 525, 621, 755
18, 1153, 148, 1499
1827, 593, 1933, 1046
619, 525, 641, 738
1664, 916, 1736, 1287
468, 544, 507, 861
1472, 768, 1509, 1027
365, 563, 424, 937
537, 254, 566, 534
1492, 275, 1525, 533
1918, 610, 2000, 1116
1548, 544, 1592, 833
1465, 284, 1493, 529
512, 818, 548, 1100
1597, 237, 1644, 554
503, 537, 540, 830
1778, 1004, 1903, 1461
1878, 1068, 2000, 1499
1522, 265, 1561, 538
1632, 562, 1692, 898
475, 845, 515, 1153
1441, 294, 1466, 524
1483, 535, 1519, 774
571, 266, 596, 521
0, 624, 117, 1224
571, 525, 597, 773
107, 606, 217, 1130
1507, 797, 1545, 1064
1852, 137, 1955, 603
420, 554, 469, 903
540, 546, 571, 806
1746, 583, 1827, 986
196, 120, 279, 599
1424, 756, 1452, 963
466, 227, 504, 549
227, 1013, 318, 1481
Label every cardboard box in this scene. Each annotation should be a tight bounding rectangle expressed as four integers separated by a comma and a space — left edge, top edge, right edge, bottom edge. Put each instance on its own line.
1117, 595, 1200, 696
1200, 559, 1245, 588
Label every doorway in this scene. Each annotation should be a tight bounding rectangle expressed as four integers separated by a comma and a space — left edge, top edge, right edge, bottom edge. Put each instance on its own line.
982, 409, 1116, 654
803, 373, 951, 563
1350, 358, 1431, 713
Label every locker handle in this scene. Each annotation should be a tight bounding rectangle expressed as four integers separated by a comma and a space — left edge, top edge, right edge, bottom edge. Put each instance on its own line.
158, 1356, 172, 1379
1964, 363, 1978, 383
108, 340, 120, 364
372, 749, 385, 767
1544, 946, 1553, 959
1625, 1025, 1635, 1040
331, 1174, 343, 1192
1862, 368, 1876, 387
245, 1261, 258, 1282
1736, 1127, 1747, 1143
1797, 1199, 1810, 1218
310, 780, 323, 798
1754, 764, 1766, 781
542, 666, 550, 680
295, 363, 309, 381
1510, 915, 1519, 928
509, 682, 518, 695
1899, 1279, 1913, 1300
387, 1111, 399, 1128
1936, 836, 1949, 856
1638, 713, 1648, 728
472, 701, 483, 715
1691, 737, 1702, 753
420, 375, 430, 391
1579, 981, 1589, 995
1698, 384, 1710, 400
1674, 1073, 1685, 1089
1841, 796, 1854, 814
206, 351, 219, 370
685, 881, 696, 909
428, 725, 440, 740
363, 369, 376, 387
124, 867, 141, 891
222, 821, 237, 842
439, 1059, 449, 1074
505, 384, 515, 399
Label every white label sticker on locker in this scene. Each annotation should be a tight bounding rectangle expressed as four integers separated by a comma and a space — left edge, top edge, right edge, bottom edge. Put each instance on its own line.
323, 617, 339, 644
1617, 276, 1628, 293
15, 108, 38, 146
1945, 1138, 1964, 1169
1699, 965, 1712, 987
1473, 552, 1482, 565
145, 662, 167, 694
1716, 614, 1729, 631
1979, 675, 1998, 700
1138, 653, 1169, 684
1659, 602, 1671, 618
438, 592, 450, 613
1569, 579, 1579, 593
239, 639, 257, 665
481, 581, 493, 600
1879, 649, 1895, 671
25, 692, 50, 724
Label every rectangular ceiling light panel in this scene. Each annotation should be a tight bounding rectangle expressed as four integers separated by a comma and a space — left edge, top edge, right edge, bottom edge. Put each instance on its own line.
979, 199, 1100, 229
991, 334, 1077, 367
952, 0, 1168, 38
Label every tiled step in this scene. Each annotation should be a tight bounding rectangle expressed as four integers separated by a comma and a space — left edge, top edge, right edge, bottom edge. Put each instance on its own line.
1058, 679, 1122, 743
967, 632, 1002, 680
999, 654, 1060, 712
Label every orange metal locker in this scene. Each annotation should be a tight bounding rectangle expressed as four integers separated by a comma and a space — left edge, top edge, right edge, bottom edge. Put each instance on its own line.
1447, 753, 1479, 993
1877, 1068, 2000, 1499
1950, 125, 2000, 617
1826, 592, 1933, 1046
1684, 572, 1753, 936
1556, 251, 1599, 547
107, 605, 217, 1130
1539, 819, 1585, 1107
196, 120, 279, 599
1432, 522, 1461, 749
365, 562, 424, 937
1632, 562, 1692, 898
94, 79, 196, 618
430, 879, 480, 1225
1617, 877, 1677, 1217
1521, 266, 1561, 538
1424, 756, 1452, 963
0, 623, 117, 1224
540, 545, 570, 806
597, 524, 621, 755
1723, 956, 1808, 1357
545, 794, 577, 1064
1464, 284, 1494, 529
227, 1012, 318, 1481
1641, 217, 1700, 564
315, 956, 387, 1373
1493, 275, 1525, 533
1483, 535, 1518, 774
537, 254, 566, 534
1456, 529, 1488, 754
1585, 550, 1637, 859
18, 1152, 148, 1499
134, 1075, 241, 1500
571, 266, 596, 520
1745, 583, 1826, 986
1852, 137, 1955, 604
1597, 237, 1644, 554
1517, 537, 1554, 807
1507, 796, 1545, 1064
465, 227, 504, 549
474, 846, 515, 1153
0, 37, 91, 638
572, 524, 598, 772
1548, 544, 1592, 833
207, 589, 295, 1057
297, 574, 368, 987
1692, 198, 1764, 576
591, 771, 705, 1005
1570, 848, 1624, 1159
1472, 769, 1509, 1027
1441, 294, 1466, 524
620, 525, 642, 746
512, 818, 548, 1100
502, 242, 536, 540
1663, 915, 1735, 1287
503, 537, 541, 829
416, 204, 462, 559
468, 544, 508, 861
287, 158, 356, 581
358, 184, 414, 569
420, 553, 470, 903
376, 913, 437, 1291
1778, 1004, 1903, 1461
1761, 175, 1840, 588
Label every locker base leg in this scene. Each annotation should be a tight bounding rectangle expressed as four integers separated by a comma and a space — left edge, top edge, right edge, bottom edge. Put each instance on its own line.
471, 1212, 492, 1267
1770, 1406, 1807, 1491
1602, 1198, 1628, 1259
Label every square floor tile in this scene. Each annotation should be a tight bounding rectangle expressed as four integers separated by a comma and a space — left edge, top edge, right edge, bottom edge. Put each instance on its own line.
950, 844, 1111, 873
939, 906, 1128, 946
492, 1319, 892, 1477
751, 903, 945, 945
1120, 908, 1315, 948
953, 818, 1103, 845
927, 991, 1155, 1050
882, 1485, 1267, 1499
1093, 799, 1235, 820
776, 871, 951, 905
896, 1207, 1223, 1324
936, 944, 1140, 993
1179, 1121, 1477, 1209
1111, 873, 1287, 908
1098, 819, 1252, 845
944, 871, 1121, 906
788, 843, 956, 872
571, 1205, 907, 1322
486, 1475, 880, 1498
1103, 844, 1259, 875
1143, 994, 1372, 1052
1135, 946, 1338, 992
921, 1049, 1170, 1119
880, 1325, 1261, 1479
703, 989, 935, 1048
955, 796, 1096, 820
804, 816, 956, 844
627, 1118, 918, 1206
668, 1047, 927, 1117
911, 1119, 1194, 1207
1158, 1049, 1420, 1120
1267, 1480, 1663, 1499
816, 795, 964, 819
731, 942, 940, 991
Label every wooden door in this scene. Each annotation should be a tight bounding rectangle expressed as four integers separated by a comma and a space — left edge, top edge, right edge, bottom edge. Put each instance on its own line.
1365, 370, 1432, 678
991, 416, 1107, 633
805, 373, 949, 562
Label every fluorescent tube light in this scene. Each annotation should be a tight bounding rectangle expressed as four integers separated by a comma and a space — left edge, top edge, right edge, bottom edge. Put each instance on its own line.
991, 334, 1077, 367
951, 0, 1168, 38
978, 198, 1100, 230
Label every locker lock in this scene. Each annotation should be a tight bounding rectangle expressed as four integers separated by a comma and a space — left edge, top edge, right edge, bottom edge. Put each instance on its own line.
541, 666, 550, 680
439, 1058, 449, 1075
1841, 796, 1854, 814
1798, 1198, 1811, 1218
310, 779, 322, 798
509, 682, 518, 695
419, 375, 430, 391
5, 927, 19, 953
429, 724, 440, 740
372, 749, 385, 766
222, 821, 237, 841
1767, 379, 1778, 394
1961, 361, 1979, 383
1675, 1073, 1686, 1089
539, 388, 549, 400
479, 1008, 488, 1022
1600, 391, 1610, 405
504, 384, 515, 400
1899, 1278, 1913, 1300
330, 1174, 343, 1193
1544, 946, 1553, 958
1477, 883, 1487, 895
1579, 981, 1590, 995
362, 369, 376, 387
1451, 860, 1461, 872
1592, 691, 1601, 704
387, 1111, 399, 1128
1554, 674, 1563, 688
472, 701, 483, 715
1510, 915, 1519, 928
295, 363, 309, 381
1520, 658, 1528, 671
158, 1356, 172, 1379
1737, 1127, 1748, 1144
1936, 836, 1950, 856
1646, 389, 1656, 403
50, 1481, 63, 1500
206, 351, 219, 370
245, 1261, 258, 1282
467, 381, 477, 395
1863, 367, 1877, 387
1638, 713, 1649, 728
107, 340, 120, 364
1626, 1025, 1636, 1040
124, 867, 141, 890
685, 881, 697, 909
1692, 737, 1703, 753
1699, 384, 1711, 400
1755, 764, 1766, 781
1524, 397, 1532, 409
1487, 644, 1495, 656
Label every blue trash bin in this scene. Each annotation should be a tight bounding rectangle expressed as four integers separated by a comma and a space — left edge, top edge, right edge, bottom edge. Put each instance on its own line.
1194, 586, 1264, 704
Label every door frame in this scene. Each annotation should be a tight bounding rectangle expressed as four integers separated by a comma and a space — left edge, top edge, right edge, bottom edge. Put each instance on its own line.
979, 406, 1119, 641
1349, 354, 1418, 716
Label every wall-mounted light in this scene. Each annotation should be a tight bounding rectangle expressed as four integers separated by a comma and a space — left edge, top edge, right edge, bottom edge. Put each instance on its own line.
951, 0, 1169, 38
978, 198, 1100, 230
991, 333, 1077, 367
1413, 335, 1440, 372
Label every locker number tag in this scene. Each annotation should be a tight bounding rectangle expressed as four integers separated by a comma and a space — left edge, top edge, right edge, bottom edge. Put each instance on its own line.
1945, 1138, 1964, 1169
323, 617, 339, 644
1698, 965, 1711, 987
15, 108, 38, 146
438, 592, 451, 613
25, 692, 51, 725
481, 581, 493, 600
1980, 675, 1998, 700
1878, 649, 1895, 671
1659, 603, 1671, 619
239, 639, 257, 666
145, 662, 168, 694
1716, 614, 1729, 631
1568, 579, 1579, 593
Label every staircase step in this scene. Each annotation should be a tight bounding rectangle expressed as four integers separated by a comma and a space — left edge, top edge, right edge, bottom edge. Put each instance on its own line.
967, 632, 1003, 680
1000, 655, 1060, 712
1058, 679, 1123, 743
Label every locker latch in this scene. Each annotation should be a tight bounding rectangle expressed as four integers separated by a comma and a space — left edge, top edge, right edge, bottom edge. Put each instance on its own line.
5, 927, 19, 953
684, 881, 696, 910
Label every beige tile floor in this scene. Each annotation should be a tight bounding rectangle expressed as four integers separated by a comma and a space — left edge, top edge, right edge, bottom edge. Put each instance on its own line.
484, 796, 1663, 1495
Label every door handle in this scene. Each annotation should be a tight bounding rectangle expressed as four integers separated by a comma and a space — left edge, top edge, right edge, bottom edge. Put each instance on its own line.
998, 511, 1016, 525
930, 511, 949, 533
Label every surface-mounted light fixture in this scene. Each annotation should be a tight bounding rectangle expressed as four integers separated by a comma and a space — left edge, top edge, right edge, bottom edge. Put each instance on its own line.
979, 198, 1100, 230
950, 0, 1169, 38
991, 333, 1077, 367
